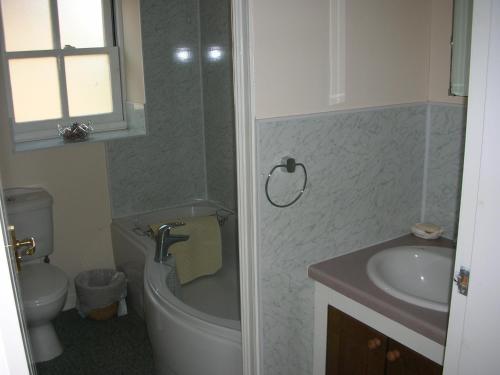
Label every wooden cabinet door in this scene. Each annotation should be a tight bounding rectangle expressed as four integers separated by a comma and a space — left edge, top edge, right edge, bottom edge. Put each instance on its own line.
326, 306, 387, 375
385, 340, 442, 375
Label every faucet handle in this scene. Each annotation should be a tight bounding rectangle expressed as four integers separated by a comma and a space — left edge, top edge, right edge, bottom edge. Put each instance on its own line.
165, 221, 186, 228
148, 222, 186, 239
158, 221, 186, 232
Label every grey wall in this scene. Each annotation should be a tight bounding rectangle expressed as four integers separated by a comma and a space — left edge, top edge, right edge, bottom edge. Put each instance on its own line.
258, 104, 427, 375
423, 103, 466, 239
106, 0, 236, 217
200, 0, 236, 210
257, 102, 466, 375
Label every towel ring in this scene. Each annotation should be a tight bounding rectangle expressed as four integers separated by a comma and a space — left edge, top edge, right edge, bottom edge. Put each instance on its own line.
265, 157, 307, 208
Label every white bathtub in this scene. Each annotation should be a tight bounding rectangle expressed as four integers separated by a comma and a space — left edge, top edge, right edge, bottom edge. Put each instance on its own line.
111, 202, 242, 375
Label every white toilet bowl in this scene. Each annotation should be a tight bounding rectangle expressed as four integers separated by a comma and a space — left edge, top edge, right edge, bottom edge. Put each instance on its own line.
19, 263, 69, 363
5, 188, 69, 362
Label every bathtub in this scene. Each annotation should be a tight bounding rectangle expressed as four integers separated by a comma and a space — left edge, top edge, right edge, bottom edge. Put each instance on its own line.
111, 202, 242, 375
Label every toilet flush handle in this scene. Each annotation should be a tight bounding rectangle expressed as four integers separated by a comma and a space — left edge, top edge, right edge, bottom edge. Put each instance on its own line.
7, 225, 36, 272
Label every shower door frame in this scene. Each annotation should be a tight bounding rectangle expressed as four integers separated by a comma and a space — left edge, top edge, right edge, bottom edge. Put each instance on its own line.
231, 0, 262, 374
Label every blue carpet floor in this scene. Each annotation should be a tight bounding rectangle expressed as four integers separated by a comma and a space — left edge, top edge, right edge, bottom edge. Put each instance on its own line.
36, 309, 155, 375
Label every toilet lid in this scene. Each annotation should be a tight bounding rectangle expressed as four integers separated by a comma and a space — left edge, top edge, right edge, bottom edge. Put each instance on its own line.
19, 263, 68, 307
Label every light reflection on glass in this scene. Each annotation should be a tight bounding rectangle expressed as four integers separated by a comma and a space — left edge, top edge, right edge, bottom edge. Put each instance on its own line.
207, 46, 223, 61
174, 47, 192, 63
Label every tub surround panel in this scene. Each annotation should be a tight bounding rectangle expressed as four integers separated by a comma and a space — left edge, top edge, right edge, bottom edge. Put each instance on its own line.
258, 104, 427, 375
424, 103, 466, 239
106, 0, 236, 217
106, 0, 206, 217
200, 0, 237, 210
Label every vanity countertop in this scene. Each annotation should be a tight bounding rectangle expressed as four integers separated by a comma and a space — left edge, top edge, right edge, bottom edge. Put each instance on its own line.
308, 234, 455, 345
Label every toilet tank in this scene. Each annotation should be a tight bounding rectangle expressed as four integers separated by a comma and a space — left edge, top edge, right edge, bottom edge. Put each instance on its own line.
4, 188, 54, 260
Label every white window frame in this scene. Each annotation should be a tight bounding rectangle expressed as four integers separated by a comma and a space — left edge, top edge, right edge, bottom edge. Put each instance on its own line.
0, 0, 126, 144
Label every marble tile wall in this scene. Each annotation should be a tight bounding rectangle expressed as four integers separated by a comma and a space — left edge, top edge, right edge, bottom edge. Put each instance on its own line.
424, 103, 467, 239
258, 104, 427, 375
200, 0, 237, 210
106, 0, 236, 217
107, 0, 206, 217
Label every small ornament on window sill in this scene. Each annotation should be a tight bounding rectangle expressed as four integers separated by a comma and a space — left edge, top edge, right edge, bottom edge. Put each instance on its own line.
58, 121, 94, 143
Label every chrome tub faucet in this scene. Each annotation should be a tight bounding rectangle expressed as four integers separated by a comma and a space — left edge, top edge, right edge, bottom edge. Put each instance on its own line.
154, 222, 189, 264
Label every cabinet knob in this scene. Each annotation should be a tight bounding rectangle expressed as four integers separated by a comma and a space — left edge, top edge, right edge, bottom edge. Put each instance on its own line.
386, 350, 401, 362
367, 338, 382, 350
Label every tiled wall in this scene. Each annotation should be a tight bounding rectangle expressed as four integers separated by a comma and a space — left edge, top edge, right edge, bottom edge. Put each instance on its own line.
258, 104, 427, 375
423, 103, 467, 239
200, 0, 237, 210
257, 102, 466, 375
106, 0, 206, 217
106, 0, 236, 217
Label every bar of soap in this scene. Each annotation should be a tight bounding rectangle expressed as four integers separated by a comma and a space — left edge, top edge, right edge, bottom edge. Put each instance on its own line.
411, 223, 444, 239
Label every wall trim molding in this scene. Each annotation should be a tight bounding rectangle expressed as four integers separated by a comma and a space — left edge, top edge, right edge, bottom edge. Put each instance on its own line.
256, 101, 467, 124
329, 0, 346, 105
257, 102, 428, 123
428, 101, 468, 108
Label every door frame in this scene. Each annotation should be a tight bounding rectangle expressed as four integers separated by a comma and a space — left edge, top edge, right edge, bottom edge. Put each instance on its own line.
443, 0, 500, 372
0, 177, 33, 374
231, 0, 262, 374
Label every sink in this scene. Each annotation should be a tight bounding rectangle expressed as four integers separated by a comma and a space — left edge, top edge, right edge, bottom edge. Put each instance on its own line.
366, 246, 454, 312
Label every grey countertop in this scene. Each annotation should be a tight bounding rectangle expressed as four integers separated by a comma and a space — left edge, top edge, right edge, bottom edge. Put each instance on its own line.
308, 234, 455, 345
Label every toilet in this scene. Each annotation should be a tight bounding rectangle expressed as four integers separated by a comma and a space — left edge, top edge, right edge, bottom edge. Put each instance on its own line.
5, 187, 69, 363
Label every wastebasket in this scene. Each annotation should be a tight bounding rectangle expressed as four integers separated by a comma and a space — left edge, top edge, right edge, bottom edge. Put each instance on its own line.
75, 269, 127, 320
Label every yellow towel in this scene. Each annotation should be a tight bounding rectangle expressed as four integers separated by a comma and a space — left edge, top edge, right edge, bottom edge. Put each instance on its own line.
149, 216, 222, 284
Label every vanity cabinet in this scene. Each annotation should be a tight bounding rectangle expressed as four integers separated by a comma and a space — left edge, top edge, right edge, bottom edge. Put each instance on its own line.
326, 306, 442, 375
384, 340, 442, 375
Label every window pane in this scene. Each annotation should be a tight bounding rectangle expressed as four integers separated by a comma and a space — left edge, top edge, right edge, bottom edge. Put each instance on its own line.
0, 0, 53, 51
9, 58, 62, 123
58, 0, 106, 48
65, 54, 113, 117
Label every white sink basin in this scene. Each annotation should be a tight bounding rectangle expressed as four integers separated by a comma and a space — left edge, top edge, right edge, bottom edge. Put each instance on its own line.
366, 246, 454, 312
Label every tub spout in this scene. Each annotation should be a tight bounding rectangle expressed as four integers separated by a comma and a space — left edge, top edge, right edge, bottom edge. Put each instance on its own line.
154, 222, 189, 264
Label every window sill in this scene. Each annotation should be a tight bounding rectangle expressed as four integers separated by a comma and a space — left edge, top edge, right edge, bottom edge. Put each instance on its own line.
14, 102, 146, 152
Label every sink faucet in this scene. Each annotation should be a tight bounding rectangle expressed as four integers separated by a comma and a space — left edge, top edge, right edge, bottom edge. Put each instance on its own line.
154, 222, 189, 264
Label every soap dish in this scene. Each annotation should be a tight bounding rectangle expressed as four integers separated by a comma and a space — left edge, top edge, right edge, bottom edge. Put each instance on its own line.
411, 223, 444, 240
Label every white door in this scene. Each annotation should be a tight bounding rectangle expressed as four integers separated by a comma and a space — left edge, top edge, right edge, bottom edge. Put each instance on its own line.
0, 174, 33, 374
443, 0, 500, 374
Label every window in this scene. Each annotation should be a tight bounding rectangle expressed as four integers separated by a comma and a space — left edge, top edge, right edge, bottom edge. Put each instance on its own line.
0, 0, 129, 145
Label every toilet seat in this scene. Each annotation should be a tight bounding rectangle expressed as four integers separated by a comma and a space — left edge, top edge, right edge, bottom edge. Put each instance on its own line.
19, 263, 68, 308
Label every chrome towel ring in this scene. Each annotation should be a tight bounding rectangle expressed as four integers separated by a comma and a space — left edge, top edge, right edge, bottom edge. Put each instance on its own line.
265, 157, 307, 208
